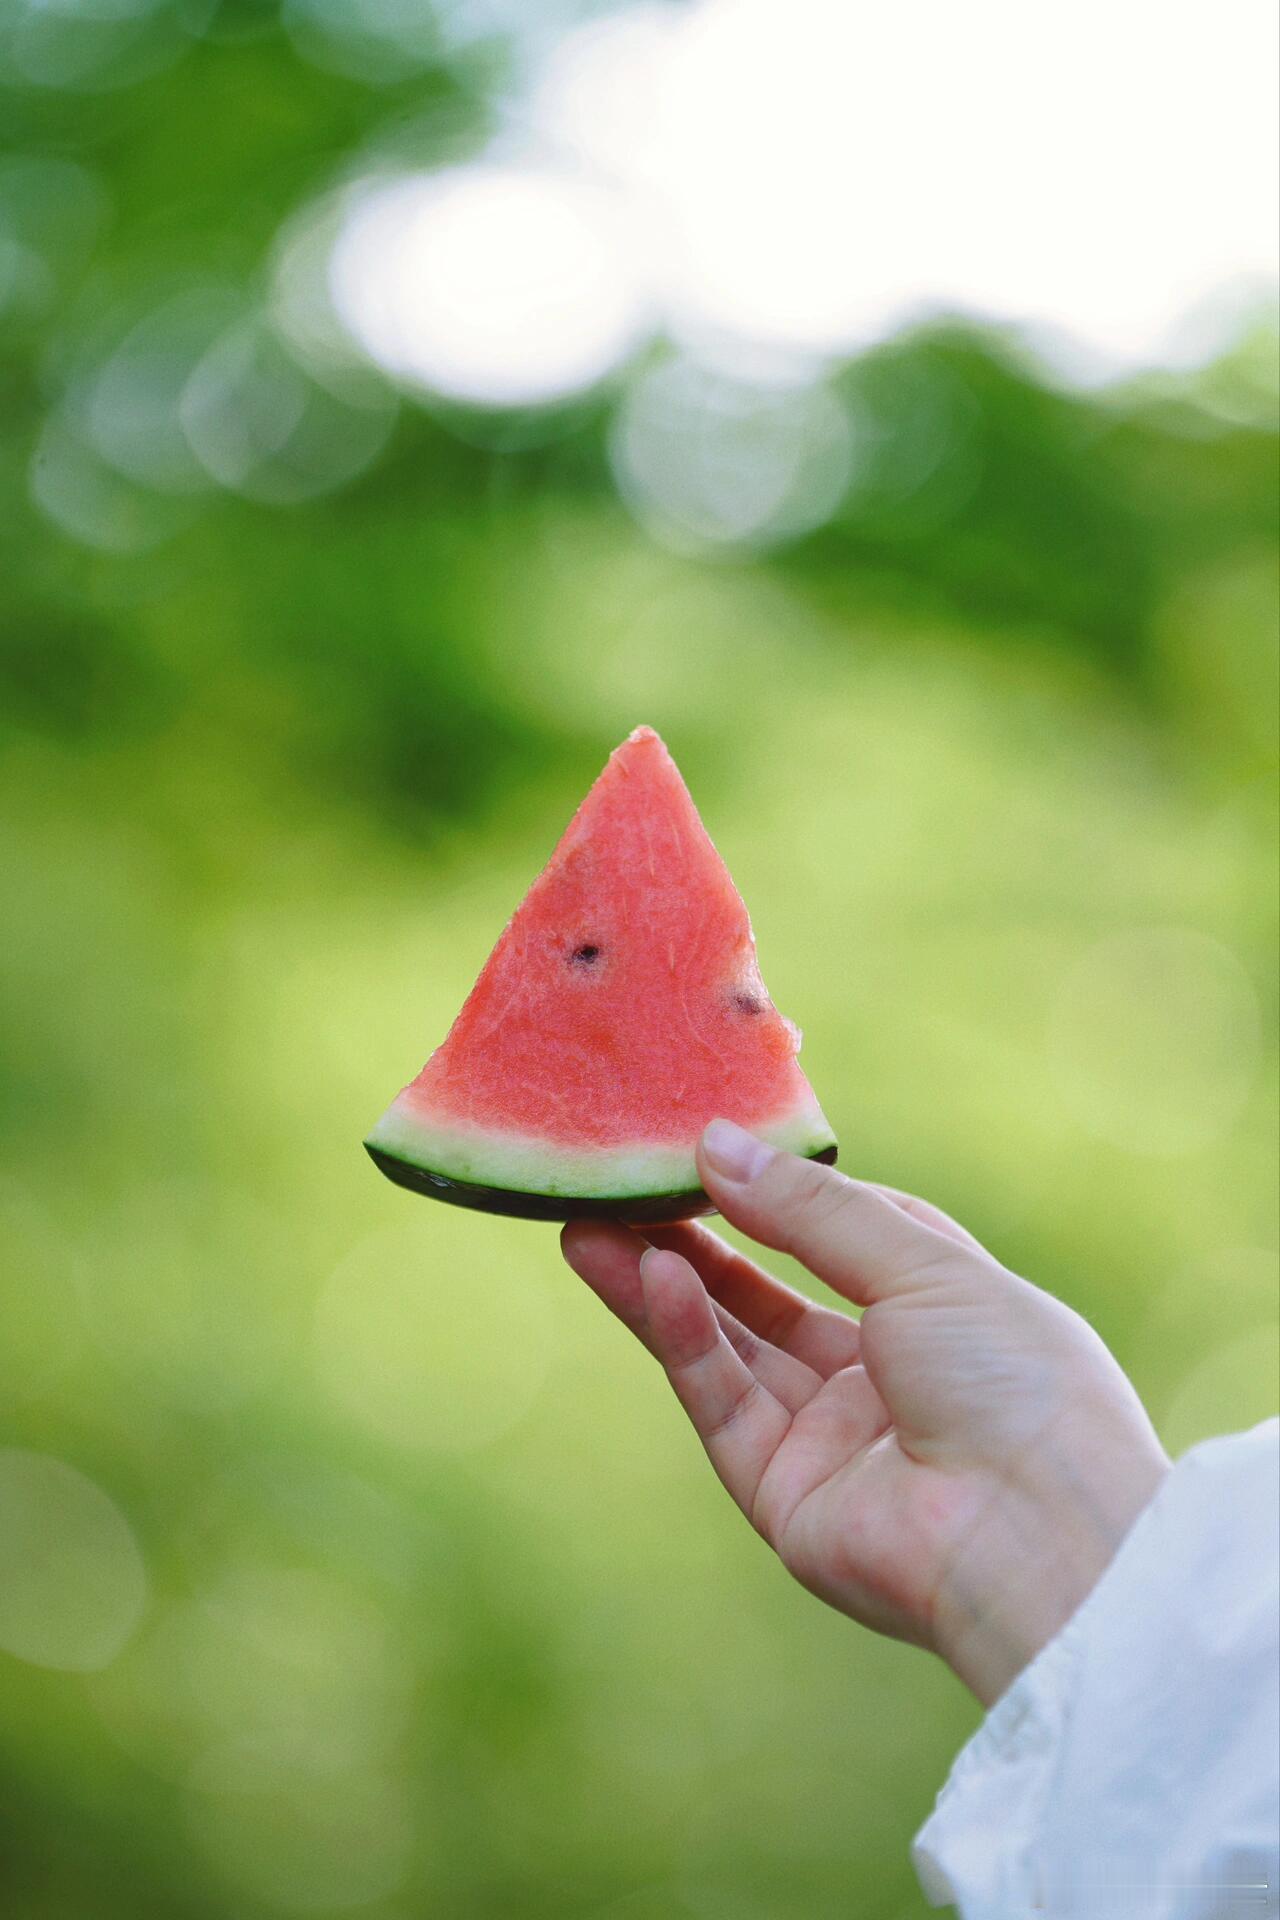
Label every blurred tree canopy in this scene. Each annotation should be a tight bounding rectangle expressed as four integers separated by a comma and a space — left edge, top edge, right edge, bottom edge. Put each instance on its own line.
2, 7, 1277, 832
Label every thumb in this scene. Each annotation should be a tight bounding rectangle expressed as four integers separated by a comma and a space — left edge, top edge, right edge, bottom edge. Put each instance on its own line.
696, 1120, 966, 1307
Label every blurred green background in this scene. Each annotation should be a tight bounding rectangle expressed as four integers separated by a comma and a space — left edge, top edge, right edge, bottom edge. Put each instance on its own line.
1, 3, 1278, 1916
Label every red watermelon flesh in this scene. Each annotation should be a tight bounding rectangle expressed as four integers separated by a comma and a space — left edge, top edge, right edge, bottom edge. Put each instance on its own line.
365, 726, 836, 1221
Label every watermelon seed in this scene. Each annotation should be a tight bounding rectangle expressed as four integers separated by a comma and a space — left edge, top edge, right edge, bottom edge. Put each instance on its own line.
733, 990, 763, 1015
571, 944, 601, 966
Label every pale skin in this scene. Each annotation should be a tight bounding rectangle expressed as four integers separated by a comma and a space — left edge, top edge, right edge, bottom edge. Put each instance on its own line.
561, 1118, 1171, 1707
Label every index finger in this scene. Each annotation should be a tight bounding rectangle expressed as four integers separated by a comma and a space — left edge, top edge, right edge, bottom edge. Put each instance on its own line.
696, 1121, 968, 1306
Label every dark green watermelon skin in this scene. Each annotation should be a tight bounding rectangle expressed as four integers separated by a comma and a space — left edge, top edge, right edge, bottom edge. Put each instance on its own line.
365, 1141, 837, 1225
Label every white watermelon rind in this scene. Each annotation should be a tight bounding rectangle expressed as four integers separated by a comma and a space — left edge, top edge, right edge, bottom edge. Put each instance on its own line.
365, 1089, 838, 1206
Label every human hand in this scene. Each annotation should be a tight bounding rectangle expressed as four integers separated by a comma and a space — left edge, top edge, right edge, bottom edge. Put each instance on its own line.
561, 1121, 1170, 1706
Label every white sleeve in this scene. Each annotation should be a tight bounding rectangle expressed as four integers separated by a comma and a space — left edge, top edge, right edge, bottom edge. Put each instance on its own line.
912, 1418, 1280, 1920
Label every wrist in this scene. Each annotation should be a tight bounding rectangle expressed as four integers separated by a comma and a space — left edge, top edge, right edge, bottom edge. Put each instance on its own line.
932, 1427, 1170, 1707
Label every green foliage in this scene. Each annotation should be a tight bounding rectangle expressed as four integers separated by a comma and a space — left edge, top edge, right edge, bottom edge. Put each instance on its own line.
0, 9, 1277, 1917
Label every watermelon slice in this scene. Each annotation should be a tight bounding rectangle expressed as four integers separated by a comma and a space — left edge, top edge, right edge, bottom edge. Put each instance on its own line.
365, 726, 836, 1222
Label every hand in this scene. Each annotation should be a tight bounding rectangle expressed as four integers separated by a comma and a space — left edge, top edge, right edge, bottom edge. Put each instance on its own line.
561, 1120, 1170, 1706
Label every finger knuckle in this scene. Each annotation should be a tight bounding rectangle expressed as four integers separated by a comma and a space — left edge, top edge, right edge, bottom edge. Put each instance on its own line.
720, 1318, 760, 1368
784, 1161, 862, 1241
702, 1376, 762, 1442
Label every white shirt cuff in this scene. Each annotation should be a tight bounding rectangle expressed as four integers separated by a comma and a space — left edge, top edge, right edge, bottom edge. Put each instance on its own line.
911, 1419, 1280, 1920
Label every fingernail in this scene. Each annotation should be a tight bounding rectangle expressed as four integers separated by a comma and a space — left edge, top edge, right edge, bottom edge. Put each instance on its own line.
701, 1118, 774, 1184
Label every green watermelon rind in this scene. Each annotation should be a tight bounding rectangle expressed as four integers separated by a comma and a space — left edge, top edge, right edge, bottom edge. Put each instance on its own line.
364, 1096, 839, 1223
365, 1140, 838, 1224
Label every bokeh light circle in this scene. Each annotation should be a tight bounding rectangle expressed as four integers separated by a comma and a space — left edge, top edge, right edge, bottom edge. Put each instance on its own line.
81, 286, 240, 495
610, 356, 853, 552
0, 156, 109, 322
0, 1451, 148, 1671
3, 0, 216, 94
180, 315, 397, 504
29, 410, 191, 552
329, 164, 648, 407
282, 0, 442, 84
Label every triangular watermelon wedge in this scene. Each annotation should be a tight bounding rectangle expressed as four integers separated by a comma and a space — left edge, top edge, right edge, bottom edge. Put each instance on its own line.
365, 726, 837, 1222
